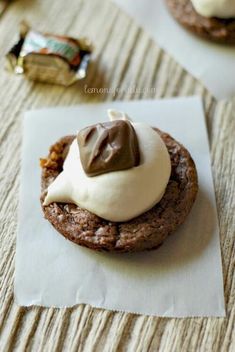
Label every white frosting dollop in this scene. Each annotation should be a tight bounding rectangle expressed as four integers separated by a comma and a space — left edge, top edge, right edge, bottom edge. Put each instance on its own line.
44, 114, 171, 222
191, 0, 235, 18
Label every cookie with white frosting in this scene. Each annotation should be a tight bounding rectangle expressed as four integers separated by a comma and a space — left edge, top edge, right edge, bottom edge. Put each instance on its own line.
40, 112, 198, 252
166, 0, 235, 44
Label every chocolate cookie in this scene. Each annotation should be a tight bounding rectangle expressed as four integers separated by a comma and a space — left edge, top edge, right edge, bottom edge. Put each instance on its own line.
166, 0, 235, 44
40, 129, 198, 252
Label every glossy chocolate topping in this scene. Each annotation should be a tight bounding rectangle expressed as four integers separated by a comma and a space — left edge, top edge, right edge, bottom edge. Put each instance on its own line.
77, 120, 140, 176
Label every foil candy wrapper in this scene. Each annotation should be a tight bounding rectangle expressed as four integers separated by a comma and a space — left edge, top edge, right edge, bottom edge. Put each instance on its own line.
6, 22, 92, 86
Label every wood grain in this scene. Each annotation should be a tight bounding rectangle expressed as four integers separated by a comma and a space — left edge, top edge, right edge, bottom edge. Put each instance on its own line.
0, 0, 234, 351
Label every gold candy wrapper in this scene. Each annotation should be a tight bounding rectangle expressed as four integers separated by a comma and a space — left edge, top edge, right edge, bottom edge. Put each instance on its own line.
6, 22, 92, 86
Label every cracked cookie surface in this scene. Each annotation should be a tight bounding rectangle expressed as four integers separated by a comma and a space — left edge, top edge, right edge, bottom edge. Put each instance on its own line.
40, 129, 198, 252
166, 0, 235, 44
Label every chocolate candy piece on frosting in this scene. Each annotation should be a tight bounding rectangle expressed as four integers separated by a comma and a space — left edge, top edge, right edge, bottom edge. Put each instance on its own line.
77, 120, 140, 176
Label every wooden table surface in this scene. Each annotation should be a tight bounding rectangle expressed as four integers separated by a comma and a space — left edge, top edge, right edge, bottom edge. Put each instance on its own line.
0, 0, 234, 351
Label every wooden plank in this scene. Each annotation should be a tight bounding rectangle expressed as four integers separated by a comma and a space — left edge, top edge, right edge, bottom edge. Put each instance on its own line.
0, 0, 234, 351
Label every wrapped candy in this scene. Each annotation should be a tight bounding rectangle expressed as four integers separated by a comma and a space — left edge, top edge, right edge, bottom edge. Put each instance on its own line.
6, 22, 92, 86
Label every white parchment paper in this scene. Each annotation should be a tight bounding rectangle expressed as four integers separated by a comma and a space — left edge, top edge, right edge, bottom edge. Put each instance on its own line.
15, 97, 225, 317
113, 0, 235, 100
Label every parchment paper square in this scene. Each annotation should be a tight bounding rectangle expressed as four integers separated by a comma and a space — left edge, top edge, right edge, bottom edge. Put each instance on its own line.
15, 97, 225, 317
